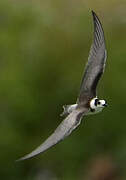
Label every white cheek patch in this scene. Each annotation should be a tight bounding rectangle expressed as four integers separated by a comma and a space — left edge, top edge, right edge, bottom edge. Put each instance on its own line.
90, 98, 97, 109
99, 100, 105, 106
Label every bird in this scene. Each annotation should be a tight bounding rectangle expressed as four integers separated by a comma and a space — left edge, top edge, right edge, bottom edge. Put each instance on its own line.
16, 11, 107, 161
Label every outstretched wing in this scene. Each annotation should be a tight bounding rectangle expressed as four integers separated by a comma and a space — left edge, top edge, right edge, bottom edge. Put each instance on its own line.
77, 11, 107, 105
16, 108, 87, 161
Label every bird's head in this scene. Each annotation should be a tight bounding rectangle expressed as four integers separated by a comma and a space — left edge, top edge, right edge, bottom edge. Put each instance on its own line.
90, 97, 107, 110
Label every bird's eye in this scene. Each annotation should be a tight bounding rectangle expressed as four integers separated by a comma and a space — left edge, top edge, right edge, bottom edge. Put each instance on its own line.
98, 101, 101, 105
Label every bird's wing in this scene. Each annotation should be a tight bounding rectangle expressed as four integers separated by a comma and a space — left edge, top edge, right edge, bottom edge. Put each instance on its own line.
77, 11, 107, 105
16, 108, 88, 161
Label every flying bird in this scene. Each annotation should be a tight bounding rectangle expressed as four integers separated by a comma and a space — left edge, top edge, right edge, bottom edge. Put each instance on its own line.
17, 11, 107, 161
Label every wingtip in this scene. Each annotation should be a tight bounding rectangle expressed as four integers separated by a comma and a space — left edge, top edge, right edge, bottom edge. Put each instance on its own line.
91, 10, 94, 14
15, 158, 22, 163
15, 157, 26, 162
15, 154, 32, 162
91, 10, 98, 19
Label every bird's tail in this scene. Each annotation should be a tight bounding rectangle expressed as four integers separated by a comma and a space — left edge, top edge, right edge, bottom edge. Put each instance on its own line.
60, 105, 71, 117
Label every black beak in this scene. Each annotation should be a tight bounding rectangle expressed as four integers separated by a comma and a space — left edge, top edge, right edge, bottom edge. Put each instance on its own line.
103, 103, 108, 107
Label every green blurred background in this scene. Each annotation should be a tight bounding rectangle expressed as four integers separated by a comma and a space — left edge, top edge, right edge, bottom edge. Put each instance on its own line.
1, 0, 126, 179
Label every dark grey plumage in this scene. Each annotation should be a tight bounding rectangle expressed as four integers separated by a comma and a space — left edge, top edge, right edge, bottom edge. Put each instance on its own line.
16, 108, 87, 161
16, 11, 107, 161
77, 11, 106, 106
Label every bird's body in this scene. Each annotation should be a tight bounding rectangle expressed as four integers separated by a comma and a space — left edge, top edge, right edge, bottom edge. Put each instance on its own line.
17, 11, 108, 161
61, 97, 106, 117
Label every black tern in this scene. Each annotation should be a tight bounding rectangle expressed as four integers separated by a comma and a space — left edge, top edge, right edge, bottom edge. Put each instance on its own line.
17, 11, 107, 161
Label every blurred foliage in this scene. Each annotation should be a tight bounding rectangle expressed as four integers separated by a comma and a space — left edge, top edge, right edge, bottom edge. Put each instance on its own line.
1, 0, 126, 179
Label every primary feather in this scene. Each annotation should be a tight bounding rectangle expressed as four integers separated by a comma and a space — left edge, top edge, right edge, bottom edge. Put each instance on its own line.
16, 108, 87, 161
77, 11, 107, 106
